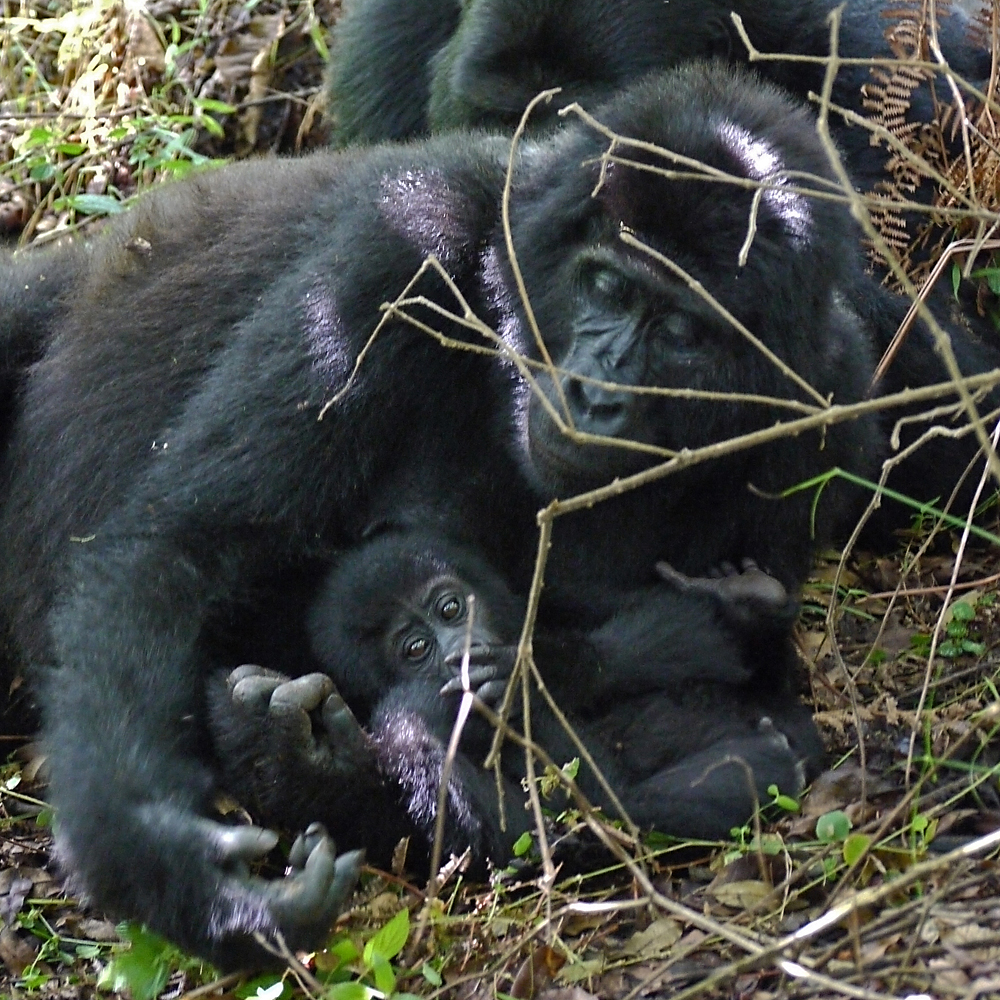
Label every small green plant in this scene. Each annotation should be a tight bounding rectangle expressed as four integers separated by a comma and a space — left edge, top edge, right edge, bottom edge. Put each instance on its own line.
97, 923, 212, 1000
768, 784, 800, 813
315, 907, 419, 1000
939, 600, 986, 658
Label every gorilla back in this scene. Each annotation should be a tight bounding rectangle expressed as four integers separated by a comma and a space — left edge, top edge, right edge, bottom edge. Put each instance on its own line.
0, 63, 880, 966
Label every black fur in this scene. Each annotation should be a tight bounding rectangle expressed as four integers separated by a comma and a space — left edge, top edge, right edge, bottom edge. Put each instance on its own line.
0, 62, 977, 966
329, 0, 988, 193
329, 0, 463, 145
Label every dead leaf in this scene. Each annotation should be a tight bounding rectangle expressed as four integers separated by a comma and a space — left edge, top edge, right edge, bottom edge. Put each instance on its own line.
511, 945, 564, 999
710, 881, 772, 909
557, 959, 604, 984
619, 918, 683, 957
0, 927, 37, 976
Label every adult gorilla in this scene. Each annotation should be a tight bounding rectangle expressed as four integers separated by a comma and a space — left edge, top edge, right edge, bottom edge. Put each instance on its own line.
0, 61, 976, 966
329, 0, 988, 190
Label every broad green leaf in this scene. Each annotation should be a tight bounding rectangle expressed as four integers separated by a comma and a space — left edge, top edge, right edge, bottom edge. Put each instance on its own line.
842, 832, 871, 866
421, 962, 442, 987
370, 953, 395, 995
62, 194, 125, 216
366, 908, 409, 962
816, 810, 851, 843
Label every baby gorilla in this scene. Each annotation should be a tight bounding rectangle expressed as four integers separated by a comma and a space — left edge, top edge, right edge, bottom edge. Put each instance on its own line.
209, 532, 823, 867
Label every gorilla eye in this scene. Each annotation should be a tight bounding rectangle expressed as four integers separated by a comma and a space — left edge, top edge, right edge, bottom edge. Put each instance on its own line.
437, 594, 463, 621
404, 636, 431, 660
586, 266, 634, 308
663, 312, 696, 347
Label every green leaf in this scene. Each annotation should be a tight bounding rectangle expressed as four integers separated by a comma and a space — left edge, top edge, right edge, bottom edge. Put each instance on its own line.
842, 832, 871, 866
952, 260, 962, 298
512, 831, 533, 856
326, 982, 371, 1000
562, 757, 580, 780
951, 600, 976, 622
194, 98, 237, 114
198, 114, 225, 139
971, 266, 1000, 296
98, 950, 170, 1000
61, 193, 125, 216
370, 953, 395, 995
29, 162, 55, 182
366, 908, 409, 962
816, 810, 851, 843
307, 23, 330, 59
421, 962, 443, 987
327, 937, 361, 966
24, 127, 53, 148
236, 975, 289, 1000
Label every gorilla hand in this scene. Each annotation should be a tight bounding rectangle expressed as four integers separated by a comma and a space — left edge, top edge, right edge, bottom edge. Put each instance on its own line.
439, 641, 517, 706
622, 716, 807, 838
656, 559, 793, 627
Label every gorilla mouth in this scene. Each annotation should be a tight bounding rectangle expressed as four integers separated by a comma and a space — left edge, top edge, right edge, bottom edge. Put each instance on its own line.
528, 420, 649, 490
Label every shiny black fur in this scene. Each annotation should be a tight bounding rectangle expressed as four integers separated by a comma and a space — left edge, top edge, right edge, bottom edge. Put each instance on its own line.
208, 530, 821, 867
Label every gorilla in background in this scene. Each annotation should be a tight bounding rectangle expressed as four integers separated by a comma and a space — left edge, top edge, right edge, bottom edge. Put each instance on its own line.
1, 60, 992, 966
330, 0, 463, 144
208, 531, 821, 869
329, 0, 988, 191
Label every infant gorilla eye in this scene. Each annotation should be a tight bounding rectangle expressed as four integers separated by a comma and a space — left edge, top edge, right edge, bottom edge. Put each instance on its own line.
404, 636, 431, 660
437, 594, 463, 621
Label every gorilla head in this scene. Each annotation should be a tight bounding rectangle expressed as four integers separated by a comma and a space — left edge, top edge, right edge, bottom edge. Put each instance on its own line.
308, 531, 521, 714
499, 65, 868, 499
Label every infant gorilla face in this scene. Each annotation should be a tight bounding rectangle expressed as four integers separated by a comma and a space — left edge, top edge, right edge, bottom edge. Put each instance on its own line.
385, 571, 515, 706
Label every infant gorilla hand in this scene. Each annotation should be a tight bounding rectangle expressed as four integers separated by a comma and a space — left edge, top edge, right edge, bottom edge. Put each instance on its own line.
656, 559, 793, 627
439, 641, 516, 706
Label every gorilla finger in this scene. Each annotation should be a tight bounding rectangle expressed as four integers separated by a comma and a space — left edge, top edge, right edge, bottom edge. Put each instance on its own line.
757, 716, 791, 751
232, 675, 285, 709
264, 832, 353, 926
472, 678, 508, 706
439, 664, 497, 695
719, 568, 788, 608
325, 849, 364, 918
289, 821, 328, 869
227, 663, 286, 690
654, 561, 690, 588
319, 690, 363, 740
199, 820, 279, 863
270, 673, 335, 713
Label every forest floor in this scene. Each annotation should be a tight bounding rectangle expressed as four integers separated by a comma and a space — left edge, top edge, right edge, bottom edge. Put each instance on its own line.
3, 1, 1000, 999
